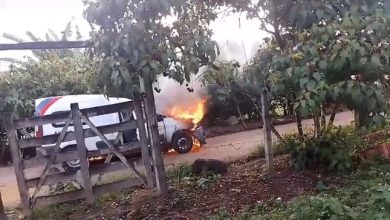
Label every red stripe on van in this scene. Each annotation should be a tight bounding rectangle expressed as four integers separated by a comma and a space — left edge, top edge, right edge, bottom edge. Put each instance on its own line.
39, 97, 62, 115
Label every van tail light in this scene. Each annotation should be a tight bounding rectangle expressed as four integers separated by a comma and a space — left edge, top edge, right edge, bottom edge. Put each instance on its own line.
36, 125, 43, 138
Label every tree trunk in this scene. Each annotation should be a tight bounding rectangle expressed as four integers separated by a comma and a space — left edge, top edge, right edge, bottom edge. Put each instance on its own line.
287, 98, 294, 116
235, 101, 247, 129
327, 104, 338, 128
320, 106, 326, 132
261, 89, 273, 174
295, 111, 304, 139
354, 110, 360, 129
313, 116, 320, 138
271, 125, 284, 143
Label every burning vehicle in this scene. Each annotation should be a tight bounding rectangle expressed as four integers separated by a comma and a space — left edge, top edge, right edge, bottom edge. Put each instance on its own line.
33, 95, 206, 170
160, 99, 207, 153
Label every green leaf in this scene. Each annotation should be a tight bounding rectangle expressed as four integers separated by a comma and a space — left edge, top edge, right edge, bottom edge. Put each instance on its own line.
313, 72, 321, 82
299, 77, 309, 87
359, 57, 367, 65
306, 80, 316, 91
367, 99, 376, 111
321, 34, 329, 41
351, 88, 362, 103
161, 53, 169, 67
319, 60, 327, 70
308, 99, 316, 109
150, 61, 161, 73
371, 55, 381, 68
372, 115, 385, 127
334, 57, 346, 71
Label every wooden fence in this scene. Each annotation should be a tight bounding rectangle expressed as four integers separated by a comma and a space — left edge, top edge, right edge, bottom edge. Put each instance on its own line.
2, 95, 162, 216
0, 191, 5, 220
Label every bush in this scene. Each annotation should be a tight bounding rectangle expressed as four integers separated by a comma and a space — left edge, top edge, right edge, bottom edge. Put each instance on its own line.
289, 197, 359, 220
280, 126, 364, 172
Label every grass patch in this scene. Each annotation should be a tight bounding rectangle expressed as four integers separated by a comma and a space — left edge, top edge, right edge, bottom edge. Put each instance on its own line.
211, 161, 390, 220
249, 141, 287, 159
32, 188, 134, 220
166, 163, 222, 189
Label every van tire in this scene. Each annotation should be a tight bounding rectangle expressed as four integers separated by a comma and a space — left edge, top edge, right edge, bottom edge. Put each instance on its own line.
61, 145, 81, 172
172, 130, 193, 154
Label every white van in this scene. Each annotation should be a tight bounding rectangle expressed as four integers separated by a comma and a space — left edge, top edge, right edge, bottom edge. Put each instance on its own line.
34, 94, 206, 170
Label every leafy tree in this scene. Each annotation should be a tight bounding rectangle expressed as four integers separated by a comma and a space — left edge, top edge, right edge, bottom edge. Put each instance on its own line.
84, 0, 220, 97
201, 61, 262, 124
0, 25, 97, 164
0, 53, 97, 117
271, 5, 390, 133
213, 0, 390, 136
0, 24, 97, 117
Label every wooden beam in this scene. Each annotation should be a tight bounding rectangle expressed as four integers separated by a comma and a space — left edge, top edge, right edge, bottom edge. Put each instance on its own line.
34, 177, 141, 208
23, 150, 79, 169
0, 41, 90, 51
79, 111, 147, 186
133, 93, 154, 187
0, 191, 5, 220
14, 101, 133, 129
23, 142, 141, 169
19, 120, 138, 149
26, 171, 78, 188
3, 113, 32, 216
30, 115, 72, 209
71, 103, 94, 203
141, 73, 168, 196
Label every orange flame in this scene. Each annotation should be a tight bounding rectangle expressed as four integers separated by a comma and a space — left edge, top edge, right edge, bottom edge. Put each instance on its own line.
166, 99, 206, 126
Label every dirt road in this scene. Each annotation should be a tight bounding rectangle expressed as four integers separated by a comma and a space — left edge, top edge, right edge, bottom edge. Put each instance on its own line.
0, 111, 354, 208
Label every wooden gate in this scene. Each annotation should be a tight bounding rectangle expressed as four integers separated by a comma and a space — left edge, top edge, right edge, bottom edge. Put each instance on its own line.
2, 94, 162, 216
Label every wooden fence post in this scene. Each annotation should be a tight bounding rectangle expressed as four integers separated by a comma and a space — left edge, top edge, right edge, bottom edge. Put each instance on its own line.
140, 73, 168, 196
0, 191, 6, 220
70, 103, 94, 203
3, 113, 31, 216
261, 89, 274, 174
133, 93, 155, 188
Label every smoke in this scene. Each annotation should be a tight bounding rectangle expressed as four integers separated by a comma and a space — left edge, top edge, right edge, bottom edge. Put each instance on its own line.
153, 72, 207, 114
218, 40, 262, 66
153, 40, 262, 115
153, 12, 265, 115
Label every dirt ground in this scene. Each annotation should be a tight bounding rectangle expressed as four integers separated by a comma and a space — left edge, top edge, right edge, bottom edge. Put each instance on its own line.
0, 111, 354, 209
65, 155, 344, 220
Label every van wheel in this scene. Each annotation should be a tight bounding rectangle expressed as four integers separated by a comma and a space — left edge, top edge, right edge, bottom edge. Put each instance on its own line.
172, 131, 193, 154
61, 145, 81, 172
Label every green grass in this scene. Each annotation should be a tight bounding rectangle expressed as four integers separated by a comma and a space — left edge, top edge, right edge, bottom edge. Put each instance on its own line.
210, 161, 390, 220
32, 188, 134, 220
30, 159, 390, 220
249, 141, 287, 159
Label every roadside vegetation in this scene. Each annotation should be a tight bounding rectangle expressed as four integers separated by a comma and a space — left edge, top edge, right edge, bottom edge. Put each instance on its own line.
11, 126, 384, 220
1, 0, 390, 219
228, 162, 390, 220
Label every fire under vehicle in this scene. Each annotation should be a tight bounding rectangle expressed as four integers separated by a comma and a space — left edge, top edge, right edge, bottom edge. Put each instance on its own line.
34, 94, 206, 171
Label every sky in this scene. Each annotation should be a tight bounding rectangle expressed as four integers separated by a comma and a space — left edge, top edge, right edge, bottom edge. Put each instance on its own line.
0, 0, 268, 112
0, 0, 266, 69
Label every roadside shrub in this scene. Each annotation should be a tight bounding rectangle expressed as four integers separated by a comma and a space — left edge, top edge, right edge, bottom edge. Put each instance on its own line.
280, 126, 364, 172
363, 185, 390, 218
289, 197, 359, 220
